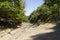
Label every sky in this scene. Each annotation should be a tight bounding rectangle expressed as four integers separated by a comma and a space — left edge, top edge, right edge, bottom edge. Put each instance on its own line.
25, 0, 44, 16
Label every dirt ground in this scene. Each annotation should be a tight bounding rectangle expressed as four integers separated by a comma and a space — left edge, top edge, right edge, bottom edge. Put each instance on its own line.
0, 23, 60, 40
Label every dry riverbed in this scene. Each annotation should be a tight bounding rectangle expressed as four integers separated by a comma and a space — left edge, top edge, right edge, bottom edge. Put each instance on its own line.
0, 23, 59, 40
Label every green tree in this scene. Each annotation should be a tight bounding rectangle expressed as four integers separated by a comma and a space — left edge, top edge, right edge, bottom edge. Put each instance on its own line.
29, 0, 60, 25
0, 0, 25, 28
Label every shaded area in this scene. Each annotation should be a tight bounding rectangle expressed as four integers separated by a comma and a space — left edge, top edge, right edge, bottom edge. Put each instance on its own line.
0, 20, 21, 30
31, 22, 60, 40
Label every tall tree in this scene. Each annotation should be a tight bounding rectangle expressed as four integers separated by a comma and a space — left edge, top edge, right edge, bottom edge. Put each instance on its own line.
0, 0, 25, 27
29, 0, 60, 25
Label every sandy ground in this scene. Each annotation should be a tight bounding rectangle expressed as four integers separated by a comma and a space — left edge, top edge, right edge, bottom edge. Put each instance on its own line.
0, 23, 57, 40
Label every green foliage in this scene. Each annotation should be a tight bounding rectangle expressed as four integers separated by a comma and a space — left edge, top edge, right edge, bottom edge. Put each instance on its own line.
29, 0, 60, 25
45, 0, 60, 6
0, 0, 26, 28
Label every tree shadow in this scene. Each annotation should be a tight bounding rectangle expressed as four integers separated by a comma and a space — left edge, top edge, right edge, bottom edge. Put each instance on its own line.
31, 22, 60, 40
0, 21, 21, 31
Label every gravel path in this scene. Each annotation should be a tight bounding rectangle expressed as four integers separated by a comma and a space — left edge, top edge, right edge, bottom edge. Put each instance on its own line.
0, 23, 56, 40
